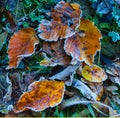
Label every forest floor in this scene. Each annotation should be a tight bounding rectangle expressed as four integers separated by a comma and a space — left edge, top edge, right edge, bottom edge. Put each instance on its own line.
0, 0, 120, 117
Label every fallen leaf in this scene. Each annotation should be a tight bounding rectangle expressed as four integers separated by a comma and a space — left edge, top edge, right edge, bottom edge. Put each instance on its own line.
60, 95, 90, 109
3, 10, 16, 31
38, 1, 81, 41
60, 95, 116, 115
64, 18, 102, 65
0, 32, 8, 50
106, 61, 120, 85
81, 78, 104, 101
82, 64, 107, 82
13, 80, 65, 113
40, 40, 71, 66
49, 62, 80, 81
0, 71, 12, 114
106, 86, 120, 105
38, 19, 75, 41
72, 79, 97, 100
8, 72, 23, 102
7, 28, 39, 69
20, 71, 39, 92
51, 1, 81, 30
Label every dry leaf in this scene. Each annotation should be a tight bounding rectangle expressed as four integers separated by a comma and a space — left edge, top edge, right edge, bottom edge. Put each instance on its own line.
72, 79, 97, 100
106, 62, 120, 85
13, 80, 65, 113
0, 71, 12, 114
64, 18, 102, 65
40, 40, 71, 66
38, 1, 81, 41
51, 1, 81, 30
38, 20, 75, 41
106, 86, 120, 105
0, 32, 8, 50
81, 78, 104, 101
7, 28, 39, 69
82, 64, 107, 82
3, 10, 16, 31
49, 62, 80, 81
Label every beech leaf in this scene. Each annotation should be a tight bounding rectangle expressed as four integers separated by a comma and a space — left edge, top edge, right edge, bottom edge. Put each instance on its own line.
82, 65, 107, 82
64, 18, 102, 65
13, 80, 65, 113
7, 28, 39, 69
38, 1, 81, 41
40, 40, 71, 66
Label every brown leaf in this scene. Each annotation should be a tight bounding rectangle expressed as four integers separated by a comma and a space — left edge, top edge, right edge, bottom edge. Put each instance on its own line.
38, 1, 81, 41
106, 61, 120, 85
40, 40, 71, 66
51, 1, 81, 30
7, 28, 39, 69
3, 10, 16, 31
64, 18, 102, 65
13, 80, 65, 113
82, 64, 107, 82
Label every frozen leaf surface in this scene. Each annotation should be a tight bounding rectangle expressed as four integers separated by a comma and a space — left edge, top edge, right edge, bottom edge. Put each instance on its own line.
13, 80, 65, 113
64, 18, 102, 65
7, 28, 39, 69
0, 71, 12, 114
82, 65, 107, 82
0, 32, 8, 50
38, 1, 81, 41
41, 40, 71, 66
82, 78, 104, 101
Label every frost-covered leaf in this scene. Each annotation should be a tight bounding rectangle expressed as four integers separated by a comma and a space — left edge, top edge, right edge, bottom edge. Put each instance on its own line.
72, 79, 97, 100
106, 61, 120, 85
60, 95, 90, 108
0, 71, 12, 114
82, 78, 104, 101
82, 65, 107, 82
13, 80, 65, 113
49, 63, 80, 81
0, 32, 8, 50
64, 18, 102, 65
7, 28, 39, 69
40, 40, 71, 66
38, 1, 81, 41
106, 86, 120, 105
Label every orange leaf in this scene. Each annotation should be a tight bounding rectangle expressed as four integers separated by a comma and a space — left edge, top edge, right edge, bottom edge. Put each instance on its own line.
38, 1, 81, 41
13, 80, 65, 113
64, 18, 102, 65
82, 65, 107, 82
38, 20, 75, 41
7, 28, 39, 69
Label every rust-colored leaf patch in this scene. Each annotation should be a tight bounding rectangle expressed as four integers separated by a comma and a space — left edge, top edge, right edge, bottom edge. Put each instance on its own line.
38, 20, 75, 41
40, 40, 71, 66
7, 28, 39, 69
13, 80, 65, 113
38, 1, 81, 41
82, 65, 107, 82
64, 18, 102, 65
51, 1, 81, 30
